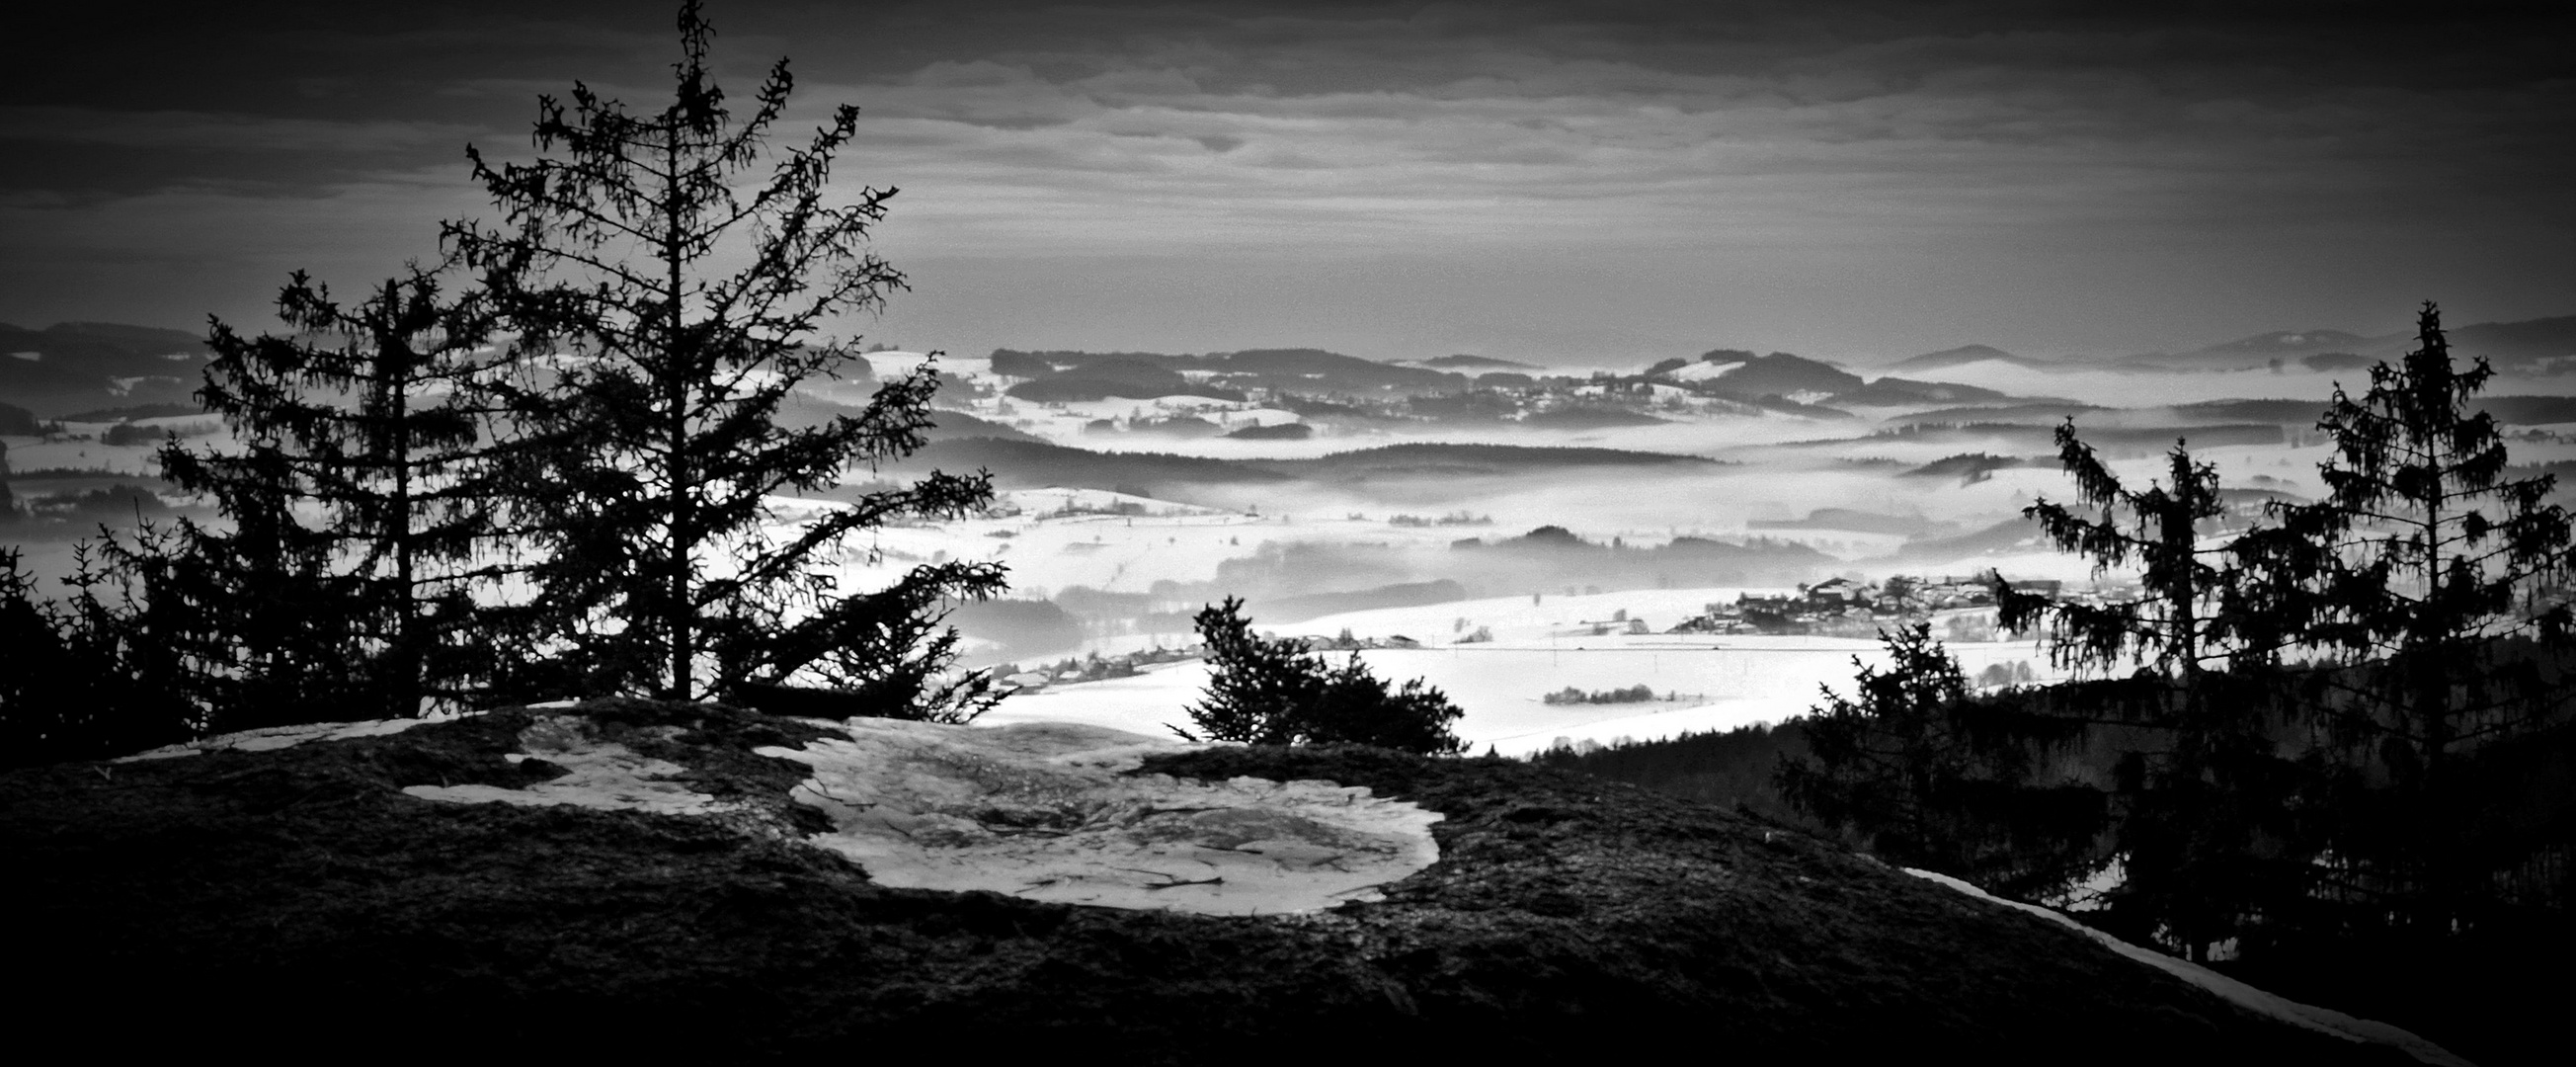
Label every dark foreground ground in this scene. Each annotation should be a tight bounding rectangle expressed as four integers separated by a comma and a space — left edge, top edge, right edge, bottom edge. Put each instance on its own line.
2, 700, 2427, 1063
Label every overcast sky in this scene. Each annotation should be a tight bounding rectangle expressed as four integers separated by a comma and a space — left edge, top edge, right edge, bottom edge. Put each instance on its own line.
4, 1, 2570, 365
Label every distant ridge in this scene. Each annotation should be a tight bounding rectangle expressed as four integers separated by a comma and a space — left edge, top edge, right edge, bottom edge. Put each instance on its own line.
992, 347, 1466, 394
2117, 330, 2372, 371
2200, 329, 2372, 356
1656, 351, 1862, 396
2117, 314, 2576, 371
1259, 442, 1719, 481
885, 437, 1292, 495
1884, 344, 2058, 373
0, 321, 213, 415
2444, 315, 2576, 364
882, 438, 1716, 496
1648, 350, 2007, 408
1419, 354, 1539, 369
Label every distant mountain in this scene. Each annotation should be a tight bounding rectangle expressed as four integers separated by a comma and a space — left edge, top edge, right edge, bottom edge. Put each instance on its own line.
2202, 329, 2373, 357
1832, 376, 2008, 406
885, 437, 1291, 497
2107, 314, 2574, 374
995, 347, 1468, 396
1650, 350, 2003, 409
1419, 354, 1539, 369
1005, 358, 1247, 403
1900, 453, 2033, 480
882, 438, 1722, 499
0, 321, 212, 415
1684, 351, 1862, 396
2118, 329, 2373, 372
1883, 345, 2060, 373
1259, 442, 1718, 481
1210, 349, 1466, 393
2445, 315, 2576, 366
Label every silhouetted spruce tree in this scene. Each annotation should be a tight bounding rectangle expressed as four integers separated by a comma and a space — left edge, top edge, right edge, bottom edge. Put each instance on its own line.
0, 543, 194, 767
1777, 622, 2101, 900
1996, 422, 2297, 961
0, 550, 52, 758
448, 2, 1001, 707
146, 267, 513, 725
2238, 301, 2575, 941
1179, 597, 1466, 754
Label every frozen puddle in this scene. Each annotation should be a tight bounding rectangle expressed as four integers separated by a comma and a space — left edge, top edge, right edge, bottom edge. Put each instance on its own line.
758, 719, 1444, 915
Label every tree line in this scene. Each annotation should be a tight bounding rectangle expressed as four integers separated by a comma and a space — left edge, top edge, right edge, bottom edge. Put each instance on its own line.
1774, 304, 2571, 1057
1, 3, 1001, 767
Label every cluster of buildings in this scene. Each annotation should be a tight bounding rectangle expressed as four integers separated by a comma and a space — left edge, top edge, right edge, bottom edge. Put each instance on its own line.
1670, 575, 2074, 636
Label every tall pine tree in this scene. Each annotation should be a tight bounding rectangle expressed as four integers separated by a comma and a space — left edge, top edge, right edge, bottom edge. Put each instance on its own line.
152, 267, 511, 724
2242, 301, 2575, 940
448, 2, 1000, 705
1995, 424, 2298, 961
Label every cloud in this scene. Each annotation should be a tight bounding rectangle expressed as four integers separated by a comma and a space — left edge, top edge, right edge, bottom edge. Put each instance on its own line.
2, 1, 2569, 355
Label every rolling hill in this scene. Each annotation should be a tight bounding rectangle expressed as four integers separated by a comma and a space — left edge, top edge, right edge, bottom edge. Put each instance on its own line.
2110, 313, 2576, 372
1651, 350, 2006, 408
1257, 442, 1721, 481
1419, 354, 1540, 369
2445, 314, 2576, 365
885, 438, 1727, 498
885, 437, 1292, 495
991, 347, 1469, 397
0, 322, 213, 415
1884, 344, 2062, 373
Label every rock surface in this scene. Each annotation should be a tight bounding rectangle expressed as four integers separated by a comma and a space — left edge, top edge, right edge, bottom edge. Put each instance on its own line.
1, 699, 2452, 1063
759, 718, 1444, 913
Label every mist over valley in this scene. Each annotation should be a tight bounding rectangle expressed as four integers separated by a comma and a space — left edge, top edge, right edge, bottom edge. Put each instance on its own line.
17, 314, 2576, 756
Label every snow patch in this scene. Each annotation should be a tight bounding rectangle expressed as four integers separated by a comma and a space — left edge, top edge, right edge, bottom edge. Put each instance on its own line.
114, 718, 429, 762
1659, 361, 1741, 382
1904, 868, 2467, 1066
760, 718, 1443, 915
401, 714, 747, 818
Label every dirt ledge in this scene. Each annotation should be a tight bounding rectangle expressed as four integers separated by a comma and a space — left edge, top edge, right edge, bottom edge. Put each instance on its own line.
0, 703, 2421, 1063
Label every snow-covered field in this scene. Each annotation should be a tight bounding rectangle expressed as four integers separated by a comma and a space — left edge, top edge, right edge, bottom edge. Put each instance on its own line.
978, 588, 2056, 756
979, 640, 2054, 758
